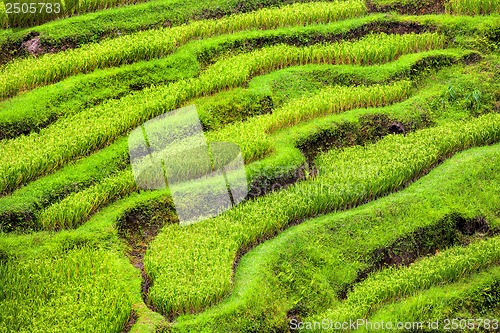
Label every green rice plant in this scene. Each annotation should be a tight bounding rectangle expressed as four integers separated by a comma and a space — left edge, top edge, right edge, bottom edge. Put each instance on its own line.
21, 49, 469, 234
446, 0, 500, 15
145, 112, 500, 315
0, 0, 367, 99
2, 0, 152, 28
317, 236, 500, 324
166, 142, 500, 332
0, 51, 199, 140
1, 49, 460, 233
36, 169, 137, 230
0, 137, 129, 232
265, 80, 412, 133
208, 80, 414, 162
0, 2, 7, 29
64, 0, 146, 15
0, 245, 138, 332
35, 82, 414, 232
0, 33, 443, 194
0, 175, 178, 332
0, 0, 294, 54
3, 0, 62, 28
208, 46, 476, 163
367, 265, 500, 325
0, 14, 394, 139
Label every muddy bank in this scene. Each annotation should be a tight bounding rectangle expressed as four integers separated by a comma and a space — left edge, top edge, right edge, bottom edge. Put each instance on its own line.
117, 196, 178, 313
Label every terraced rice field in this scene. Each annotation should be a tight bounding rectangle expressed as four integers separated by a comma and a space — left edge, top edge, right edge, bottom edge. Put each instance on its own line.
0, 0, 499, 332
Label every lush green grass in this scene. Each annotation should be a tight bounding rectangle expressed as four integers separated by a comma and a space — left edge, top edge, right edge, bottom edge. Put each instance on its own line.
371, 0, 500, 15
0, 51, 199, 139
0, 0, 357, 54
145, 111, 500, 315
0, 13, 412, 139
164, 142, 500, 331
0, 183, 178, 332
0, 16, 486, 141
0, 246, 136, 332
0, 2, 6, 29
0, 0, 366, 99
1, 2, 500, 332
366, 265, 500, 328
7, 48, 470, 232
3, 86, 496, 332
446, 0, 500, 15
2, 47, 483, 234
0, 137, 129, 232
0, 216, 142, 332
36, 168, 137, 230
3, 0, 153, 29
0, 32, 443, 195
316, 237, 500, 324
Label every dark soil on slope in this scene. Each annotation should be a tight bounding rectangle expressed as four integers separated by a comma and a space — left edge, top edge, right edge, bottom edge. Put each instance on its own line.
117, 196, 179, 313
367, 0, 446, 15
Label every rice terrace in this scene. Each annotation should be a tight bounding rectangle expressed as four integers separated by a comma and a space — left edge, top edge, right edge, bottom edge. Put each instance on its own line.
1, 0, 500, 331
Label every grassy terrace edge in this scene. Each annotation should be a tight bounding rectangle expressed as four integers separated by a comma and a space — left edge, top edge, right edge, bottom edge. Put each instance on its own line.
0, 48, 475, 232
0, 0, 356, 58
0, 32, 444, 195
166, 142, 500, 331
0, 1, 367, 99
145, 112, 500, 315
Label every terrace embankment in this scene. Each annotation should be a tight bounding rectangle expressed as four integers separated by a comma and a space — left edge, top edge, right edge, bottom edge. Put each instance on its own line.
367, 0, 446, 15
117, 196, 178, 313
236, 112, 430, 275
337, 213, 498, 300
121, 310, 138, 333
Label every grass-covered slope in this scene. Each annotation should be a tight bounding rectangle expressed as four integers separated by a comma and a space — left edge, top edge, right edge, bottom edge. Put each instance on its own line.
0, 0, 499, 332
167, 141, 500, 332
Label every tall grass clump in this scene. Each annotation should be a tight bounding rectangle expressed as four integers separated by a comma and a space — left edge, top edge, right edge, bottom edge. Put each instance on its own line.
0, 246, 137, 332
446, 0, 500, 15
0, 2, 7, 29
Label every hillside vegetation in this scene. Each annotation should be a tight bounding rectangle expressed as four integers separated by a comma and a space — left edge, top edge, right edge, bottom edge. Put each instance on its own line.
0, 0, 499, 332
